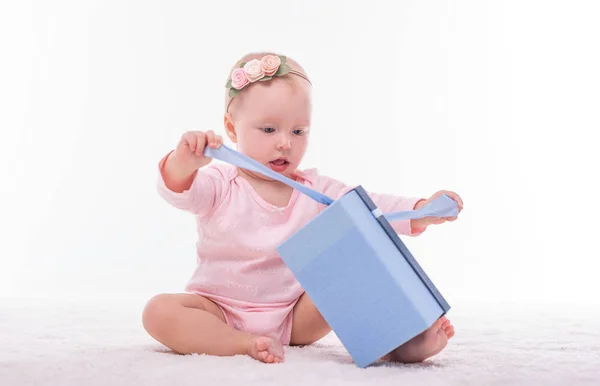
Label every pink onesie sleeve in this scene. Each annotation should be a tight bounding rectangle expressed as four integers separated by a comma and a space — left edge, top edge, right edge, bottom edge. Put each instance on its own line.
156, 151, 229, 217
314, 173, 426, 236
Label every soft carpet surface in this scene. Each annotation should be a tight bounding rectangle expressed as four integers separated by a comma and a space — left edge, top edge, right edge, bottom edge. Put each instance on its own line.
1, 298, 598, 385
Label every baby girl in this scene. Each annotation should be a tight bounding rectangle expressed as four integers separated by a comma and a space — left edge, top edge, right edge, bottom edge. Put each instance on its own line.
143, 52, 463, 364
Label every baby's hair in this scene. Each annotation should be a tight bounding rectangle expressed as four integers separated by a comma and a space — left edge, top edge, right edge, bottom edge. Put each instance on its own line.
224, 51, 311, 114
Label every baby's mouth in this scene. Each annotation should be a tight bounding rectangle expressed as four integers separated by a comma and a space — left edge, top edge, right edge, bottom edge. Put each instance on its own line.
269, 158, 290, 171
270, 159, 288, 166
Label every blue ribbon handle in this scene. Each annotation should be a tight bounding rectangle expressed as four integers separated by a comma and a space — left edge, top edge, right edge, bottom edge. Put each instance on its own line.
204, 144, 458, 221
204, 144, 334, 205
383, 194, 458, 221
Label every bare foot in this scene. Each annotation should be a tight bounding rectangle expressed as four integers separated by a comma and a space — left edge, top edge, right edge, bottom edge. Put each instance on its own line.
384, 316, 455, 364
245, 336, 285, 364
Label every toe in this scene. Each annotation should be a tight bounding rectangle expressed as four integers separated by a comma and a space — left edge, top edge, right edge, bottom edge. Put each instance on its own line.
433, 317, 446, 329
256, 338, 268, 351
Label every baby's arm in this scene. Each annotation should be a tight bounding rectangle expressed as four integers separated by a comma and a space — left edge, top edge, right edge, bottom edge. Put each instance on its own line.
156, 130, 226, 216
157, 153, 227, 216
316, 175, 425, 236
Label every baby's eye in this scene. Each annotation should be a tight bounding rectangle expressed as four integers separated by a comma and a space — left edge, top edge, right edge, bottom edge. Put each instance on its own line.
262, 127, 275, 133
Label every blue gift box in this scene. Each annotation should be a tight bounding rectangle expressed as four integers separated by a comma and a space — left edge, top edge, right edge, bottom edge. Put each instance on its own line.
205, 145, 457, 368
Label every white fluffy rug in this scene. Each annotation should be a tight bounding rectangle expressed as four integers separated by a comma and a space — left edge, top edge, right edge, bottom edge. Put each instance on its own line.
1, 298, 599, 386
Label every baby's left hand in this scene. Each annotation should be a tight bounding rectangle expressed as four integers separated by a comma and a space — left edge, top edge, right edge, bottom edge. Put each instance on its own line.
411, 190, 464, 231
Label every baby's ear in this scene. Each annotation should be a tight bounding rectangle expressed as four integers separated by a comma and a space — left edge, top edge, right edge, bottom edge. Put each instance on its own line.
223, 113, 237, 143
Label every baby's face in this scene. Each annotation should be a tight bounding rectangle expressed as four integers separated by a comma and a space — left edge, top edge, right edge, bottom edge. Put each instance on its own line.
228, 77, 312, 180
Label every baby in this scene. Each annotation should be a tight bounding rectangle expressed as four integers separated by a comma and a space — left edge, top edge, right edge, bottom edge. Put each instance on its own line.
143, 52, 463, 364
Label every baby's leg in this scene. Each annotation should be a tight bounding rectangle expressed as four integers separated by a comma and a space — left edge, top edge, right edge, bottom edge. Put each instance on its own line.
383, 316, 455, 363
142, 293, 284, 363
289, 292, 332, 346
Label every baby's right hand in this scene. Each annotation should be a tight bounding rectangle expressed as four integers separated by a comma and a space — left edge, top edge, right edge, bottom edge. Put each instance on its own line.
162, 130, 223, 193
171, 130, 223, 174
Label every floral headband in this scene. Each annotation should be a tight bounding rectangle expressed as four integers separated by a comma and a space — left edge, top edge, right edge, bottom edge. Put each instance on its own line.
225, 54, 311, 111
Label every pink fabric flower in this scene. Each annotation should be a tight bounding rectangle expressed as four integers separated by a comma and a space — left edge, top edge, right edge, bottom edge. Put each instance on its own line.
260, 55, 281, 76
243, 59, 265, 82
231, 68, 249, 89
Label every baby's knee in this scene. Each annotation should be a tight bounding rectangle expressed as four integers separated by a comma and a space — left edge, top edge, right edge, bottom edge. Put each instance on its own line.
142, 293, 175, 335
296, 293, 328, 326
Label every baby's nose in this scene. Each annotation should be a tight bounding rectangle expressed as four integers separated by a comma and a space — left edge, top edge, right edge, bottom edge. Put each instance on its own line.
277, 137, 292, 150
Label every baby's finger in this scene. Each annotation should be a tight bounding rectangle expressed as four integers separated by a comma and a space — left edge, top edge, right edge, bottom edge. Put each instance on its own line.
195, 132, 206, 157
186, 132, 197, 153
432, 217, 445, 225
206, 130, 216, 147
451, 193, 464, 208
452, 193, 464, 209
443, 191, 463, 209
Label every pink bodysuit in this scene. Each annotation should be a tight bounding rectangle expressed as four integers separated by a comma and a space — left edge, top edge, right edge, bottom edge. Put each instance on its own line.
157, 152, 423, 345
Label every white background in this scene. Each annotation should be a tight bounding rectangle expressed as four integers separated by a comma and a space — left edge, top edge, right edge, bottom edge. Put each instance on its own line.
1, 0, 598, 306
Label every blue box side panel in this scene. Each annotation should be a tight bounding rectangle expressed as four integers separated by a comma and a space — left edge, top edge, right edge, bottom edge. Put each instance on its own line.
340, 190, 446, 327
277, 190, 444, 367
353, 186, 451, 314
291, 228, 428, 367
